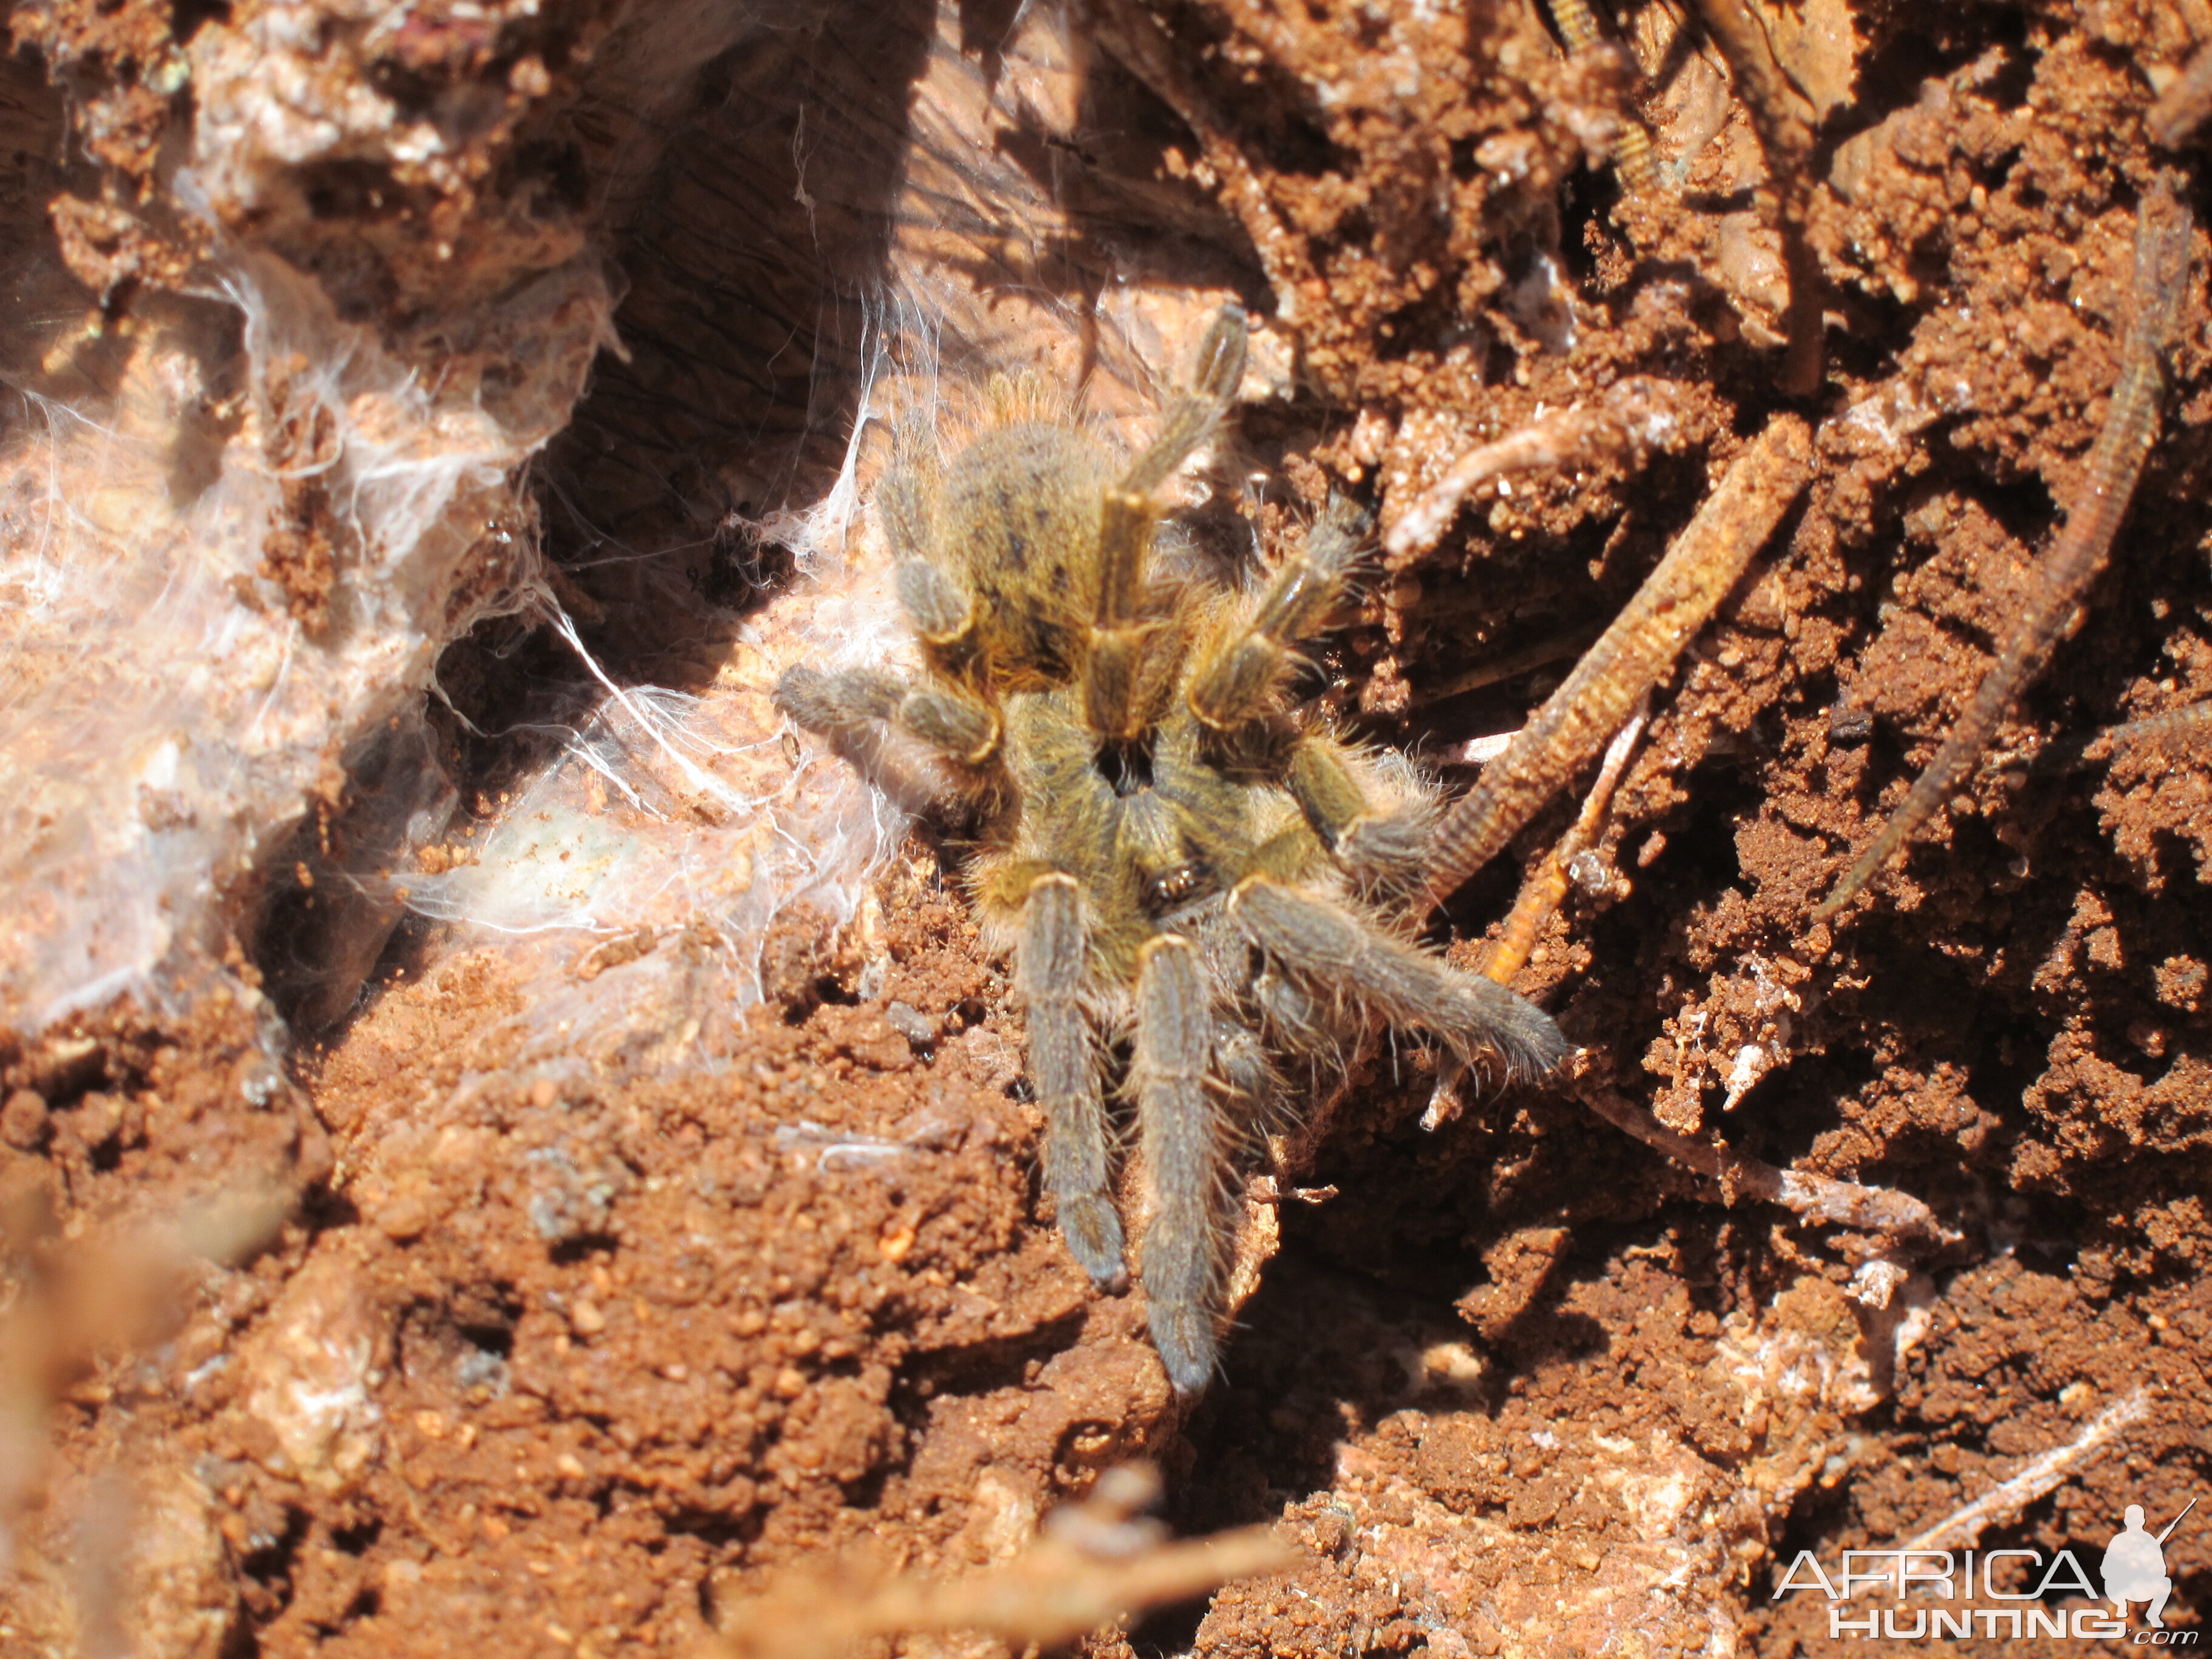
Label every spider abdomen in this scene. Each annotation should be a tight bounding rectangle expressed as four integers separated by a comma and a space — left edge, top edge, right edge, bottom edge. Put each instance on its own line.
940, 423, 1117, 685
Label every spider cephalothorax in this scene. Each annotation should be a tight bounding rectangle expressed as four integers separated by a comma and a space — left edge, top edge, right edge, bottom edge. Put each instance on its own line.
776, 309, 1569, 1392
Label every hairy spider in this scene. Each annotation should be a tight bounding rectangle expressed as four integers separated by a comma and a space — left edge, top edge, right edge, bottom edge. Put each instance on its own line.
774, 309, 1569, 1393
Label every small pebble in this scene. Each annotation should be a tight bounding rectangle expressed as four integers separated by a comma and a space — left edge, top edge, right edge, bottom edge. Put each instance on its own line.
0, 1088, 49, 1149
885, 1001, 936, 1047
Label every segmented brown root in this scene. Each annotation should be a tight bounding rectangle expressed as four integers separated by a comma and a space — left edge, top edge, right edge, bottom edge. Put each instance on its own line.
1383, 377, 1686, 566
1480, 692, 1647, 987
1817, 178, 2196, 918
2049, 697, 2212, 773
2098, 697, 2212, 756
1687, 0, 1824, 395
1541, 0, 1659, 191
1576, 1082, 1956, 1245
1424, 412, 1814, 910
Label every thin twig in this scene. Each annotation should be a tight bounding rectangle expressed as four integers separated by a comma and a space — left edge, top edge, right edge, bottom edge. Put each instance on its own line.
1902, 1389, 2152, 1553
1481, 692, 1647, 985
1384, 378, 1686, 565
1577, 1081, 1956, 1244
1411, 622, 1605, 709
705, 1464, 1299, 1659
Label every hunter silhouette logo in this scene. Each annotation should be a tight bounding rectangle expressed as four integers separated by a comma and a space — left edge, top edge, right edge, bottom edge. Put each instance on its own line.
1772, 1492, 2200, 1643
2106, 1500, 2196, 1631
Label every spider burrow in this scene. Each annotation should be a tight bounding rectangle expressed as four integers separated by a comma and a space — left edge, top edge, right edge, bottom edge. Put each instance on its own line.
774, 307, 1570, 1394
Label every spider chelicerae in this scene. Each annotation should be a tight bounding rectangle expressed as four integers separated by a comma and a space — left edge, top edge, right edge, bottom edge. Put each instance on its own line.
774, 307, 1569, 1393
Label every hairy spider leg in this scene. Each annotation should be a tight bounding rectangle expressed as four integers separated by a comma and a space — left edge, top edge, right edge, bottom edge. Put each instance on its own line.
772, 663, 1002, 770
1084, 488, 1165, 741
862, 415, 1010, 765
1017, 874, 1128, 1291
1281, 735, 1439, 891
1131, 933, 1228, 1393
1087, 306, 1252, 739
1227, 876, 1570, 1082
1211, 990, 1282, 1123
1184, 495, 1437, 885
881, 416, 968, 645
1119, 305, 1248, 495
1187, 495, 1368, 728
777, 415, 1004, 767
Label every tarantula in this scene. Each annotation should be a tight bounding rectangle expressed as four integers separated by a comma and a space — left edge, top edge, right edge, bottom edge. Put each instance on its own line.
774, 308, 1569, 1393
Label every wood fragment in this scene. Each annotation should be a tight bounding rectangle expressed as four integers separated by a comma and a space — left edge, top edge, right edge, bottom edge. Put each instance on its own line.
1423, 413, 1813, 909
1687, 0, 1825, 394
1384, 377, 1686, 565
1481, 693, 1647, 986
1576, 1081, 1956, 1244
1818, 177, 2196, 918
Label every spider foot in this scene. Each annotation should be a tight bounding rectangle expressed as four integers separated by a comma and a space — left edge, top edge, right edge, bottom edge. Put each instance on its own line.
1058, 1195, 1130, 1296
1147, 1301, 1218, 1398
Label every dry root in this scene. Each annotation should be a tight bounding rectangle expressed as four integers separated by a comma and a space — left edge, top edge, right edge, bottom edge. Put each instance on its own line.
1575, 1076, 1957, 1249
1903, 1389, 2152, 1553
702, 1464, 1299, 1659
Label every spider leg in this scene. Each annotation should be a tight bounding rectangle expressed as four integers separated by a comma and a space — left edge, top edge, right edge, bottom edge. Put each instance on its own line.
1282, 730, 1436, 890
880, 414, 985, 660
1227, 876, 1571, 1081
1084, 488, 1162, 740
1017, 874, 1129, 1294
1213, 1013, 1278, 1131
774, 663, 1003, 768
1131, 933, 1225, 1395
1118, 305, 1248, 495
1085, 309, 1252, 740
1187, 495, 1370, 729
